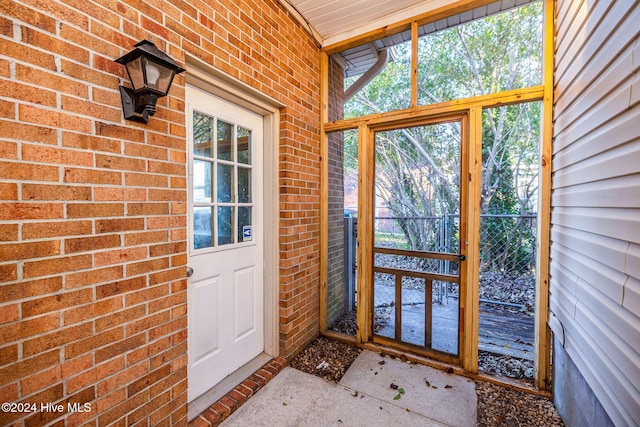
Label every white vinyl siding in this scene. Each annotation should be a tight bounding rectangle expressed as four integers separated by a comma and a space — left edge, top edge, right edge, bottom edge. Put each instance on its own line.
550, 0, 640, 426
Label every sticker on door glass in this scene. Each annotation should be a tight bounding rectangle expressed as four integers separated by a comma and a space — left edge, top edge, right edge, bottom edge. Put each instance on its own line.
242, 225, 252, 241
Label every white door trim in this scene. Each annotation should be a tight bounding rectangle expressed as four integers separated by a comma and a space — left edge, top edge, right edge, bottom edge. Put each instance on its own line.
185, 56, 280, 411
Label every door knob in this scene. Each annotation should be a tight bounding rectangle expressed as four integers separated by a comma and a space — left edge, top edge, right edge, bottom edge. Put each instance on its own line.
186, 267, 194, 277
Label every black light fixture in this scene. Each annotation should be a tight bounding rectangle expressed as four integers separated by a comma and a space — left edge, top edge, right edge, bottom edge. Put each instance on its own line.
115, 40, 185, 123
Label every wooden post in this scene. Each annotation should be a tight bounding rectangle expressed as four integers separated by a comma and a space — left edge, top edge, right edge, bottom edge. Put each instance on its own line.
462, 107, 482, 373
411, 21, 418, 108
425, 279, 433, 348
356, 124, 374, 345
535, 0, 554, 392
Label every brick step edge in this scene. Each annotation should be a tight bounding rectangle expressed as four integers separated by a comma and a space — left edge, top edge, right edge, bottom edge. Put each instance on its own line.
189, 357, 288, 427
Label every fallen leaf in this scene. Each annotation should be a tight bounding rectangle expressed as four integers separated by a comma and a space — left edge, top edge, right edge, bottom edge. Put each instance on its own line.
390, 383, 398, 390
445, 367, 454, 374
445, 385, 453, 389
378, 360, 386, 365
424, 378, 430, 387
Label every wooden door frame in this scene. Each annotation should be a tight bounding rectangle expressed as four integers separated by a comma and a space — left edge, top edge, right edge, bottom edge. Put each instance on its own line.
364, 113, 470, 366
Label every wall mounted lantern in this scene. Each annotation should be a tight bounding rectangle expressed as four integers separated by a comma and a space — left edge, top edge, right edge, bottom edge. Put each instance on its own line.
115, 40, 185, 123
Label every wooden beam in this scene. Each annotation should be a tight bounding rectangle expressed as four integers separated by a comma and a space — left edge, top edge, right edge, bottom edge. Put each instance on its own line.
535, 0, 554, 392
374, 246, 461, 262
324, 86, 545, 132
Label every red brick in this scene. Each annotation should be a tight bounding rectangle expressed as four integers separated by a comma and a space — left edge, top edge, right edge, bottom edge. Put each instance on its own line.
0, 161, 59, 181
124, 142, 168, 160
23, 184, 91, 201
95, 305, 146, 332
94, 187, 146, 201
65, 327, 124, 360
95, 218, 144, 233
0, 312, 60, 342
95, 122, 144, 143
64, 168, 122, 185
200, 409, 221, 425
124, 230, 168, 246
0, 119, 57, 144
19, 104, 92, 133
0, 344, 18, 365
125, 172, 169, 187
20, 365, 62, 396
66, 202, 125, 218
126, 257, 169, 276
127, 365, 170, 396
0, 38, 55, 70
60, 59, 119, 89
95, 333, 146, 364
66, 356, 123, 393
96, 276, 147, 300
98, 390, 147, 426
61, 354, 93, 378
61, 94, 121, 122
0, 274, 59, 298
22, 144, 93, 166
0, 303, 19, 324
127, 203, 170, 216
0, 223, 18, 241
0, 1, 57, 33
63, 296, 123, 325
22, 288, 93, 318
0, 350, 60, 385
23, 254, 92, 279
22, 220, 92, 239
62, 132, 121, 153
64, 234, 121, 254
0, 78, 57, 106
66, 266, 123, 288
0, 140, 17, 160
96, 154, 147, 172
97, 362, 147, 396
94, 246, 147, 267
0, 240, 60, 262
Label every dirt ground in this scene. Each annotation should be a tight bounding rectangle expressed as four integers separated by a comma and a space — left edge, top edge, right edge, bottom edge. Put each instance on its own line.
290, 337, 564, 427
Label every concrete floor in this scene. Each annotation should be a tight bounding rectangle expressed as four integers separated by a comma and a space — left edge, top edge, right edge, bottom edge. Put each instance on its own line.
221, 350, 477, 426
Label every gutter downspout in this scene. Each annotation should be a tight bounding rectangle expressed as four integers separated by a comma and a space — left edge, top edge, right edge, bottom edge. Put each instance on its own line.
344, 48, 389, 103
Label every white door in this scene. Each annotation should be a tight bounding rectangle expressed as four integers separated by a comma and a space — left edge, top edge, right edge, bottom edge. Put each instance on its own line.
186, 84, 264, 402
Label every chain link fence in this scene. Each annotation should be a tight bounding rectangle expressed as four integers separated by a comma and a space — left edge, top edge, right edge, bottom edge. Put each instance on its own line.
374, 214, 536, 274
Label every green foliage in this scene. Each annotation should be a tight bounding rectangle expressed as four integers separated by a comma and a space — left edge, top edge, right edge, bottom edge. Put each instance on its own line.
342, 3, 542, 273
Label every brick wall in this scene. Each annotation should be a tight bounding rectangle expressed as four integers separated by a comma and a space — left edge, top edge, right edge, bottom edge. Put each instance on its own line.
326, 57, 346, 328
0, 0, 320, 425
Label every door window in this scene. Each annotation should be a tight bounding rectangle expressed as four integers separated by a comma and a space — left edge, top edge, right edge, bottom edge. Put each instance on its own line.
192, 113, 254, 250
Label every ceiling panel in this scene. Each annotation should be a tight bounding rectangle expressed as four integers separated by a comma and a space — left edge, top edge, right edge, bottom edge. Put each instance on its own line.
283, 0, 434, 43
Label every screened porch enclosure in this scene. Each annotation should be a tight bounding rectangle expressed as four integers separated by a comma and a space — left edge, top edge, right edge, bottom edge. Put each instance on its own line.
321, 0, 549, 388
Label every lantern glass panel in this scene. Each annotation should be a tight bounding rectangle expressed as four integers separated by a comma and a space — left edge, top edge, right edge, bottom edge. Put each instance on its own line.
126, 56, 145, 90
144, 57, 174, 94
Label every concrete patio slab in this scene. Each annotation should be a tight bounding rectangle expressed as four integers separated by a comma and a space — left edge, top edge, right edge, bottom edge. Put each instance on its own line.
339, 350, 477, 426
221, 350, 477, 426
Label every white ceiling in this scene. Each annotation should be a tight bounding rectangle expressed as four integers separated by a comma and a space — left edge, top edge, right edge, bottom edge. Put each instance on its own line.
282, 0, 453, 47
